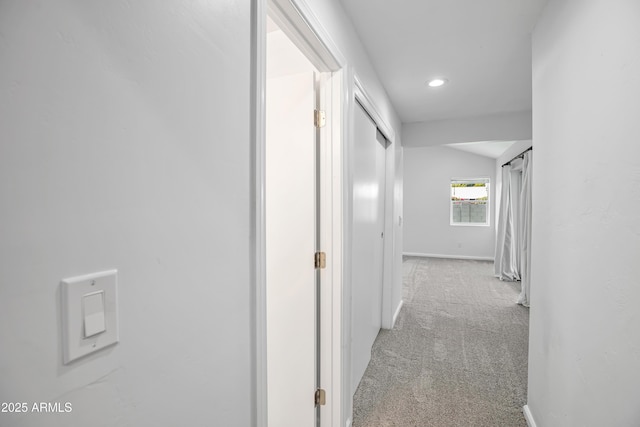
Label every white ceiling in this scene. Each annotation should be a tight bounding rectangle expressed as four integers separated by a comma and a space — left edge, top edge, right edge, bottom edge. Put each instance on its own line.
339, 0, 549, 123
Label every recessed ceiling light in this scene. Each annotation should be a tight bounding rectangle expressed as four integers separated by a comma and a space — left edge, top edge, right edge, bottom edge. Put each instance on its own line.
427, 78, 448, 88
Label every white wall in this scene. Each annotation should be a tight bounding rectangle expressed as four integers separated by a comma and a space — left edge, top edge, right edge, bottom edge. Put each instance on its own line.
0, 2, 252, 426
0, 1, 405, 426
404, 146, 496, 260
527, 0, 640, 426
305, 0, 402, 136
403, 111, 532, 147
267, 27, 317, 79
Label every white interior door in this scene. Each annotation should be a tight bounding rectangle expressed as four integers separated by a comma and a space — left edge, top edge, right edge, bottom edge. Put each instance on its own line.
351, 101, 386, 392
266, 67, 317, 426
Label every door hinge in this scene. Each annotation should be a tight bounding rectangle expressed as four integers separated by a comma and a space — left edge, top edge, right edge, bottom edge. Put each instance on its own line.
314, 109, 326, 128
315, 388, 326, 406
314, 251, 326, 269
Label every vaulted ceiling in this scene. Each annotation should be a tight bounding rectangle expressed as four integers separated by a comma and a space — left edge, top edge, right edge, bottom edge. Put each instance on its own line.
339, 0, 549, 124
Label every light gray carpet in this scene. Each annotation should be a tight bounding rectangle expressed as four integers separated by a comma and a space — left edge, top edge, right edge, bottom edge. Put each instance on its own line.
352, 257, 529, 427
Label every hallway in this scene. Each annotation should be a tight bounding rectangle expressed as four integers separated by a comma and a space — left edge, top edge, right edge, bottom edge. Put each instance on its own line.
353, 257, 529, 427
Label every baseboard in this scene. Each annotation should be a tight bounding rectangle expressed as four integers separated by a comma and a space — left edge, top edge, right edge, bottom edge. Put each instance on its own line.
523, 405, 537, 427
403, 252, 494, 262
391, 300, 403, 328
346, 417, 352, 427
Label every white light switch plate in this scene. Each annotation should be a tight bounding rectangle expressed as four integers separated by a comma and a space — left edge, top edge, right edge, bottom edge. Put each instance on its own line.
61, 270, 119, 364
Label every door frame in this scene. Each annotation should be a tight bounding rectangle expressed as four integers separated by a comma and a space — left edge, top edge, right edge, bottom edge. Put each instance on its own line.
349, 96, 389, 394
342, 77, 398, 427
252, 2, 400, 426
353, 78, 397, 333
252, 1, 346, 426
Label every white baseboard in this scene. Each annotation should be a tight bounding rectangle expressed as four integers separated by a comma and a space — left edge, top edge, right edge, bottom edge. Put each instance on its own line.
346, 417, 352, 427
523, 405, 537, 427
391, 300, 403, 328
403, 252, 494, 262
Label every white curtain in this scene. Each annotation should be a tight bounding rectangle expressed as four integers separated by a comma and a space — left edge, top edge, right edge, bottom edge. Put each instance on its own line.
494, 164, 520, 281
517, 151, 533, 307
495, 150, 533, 306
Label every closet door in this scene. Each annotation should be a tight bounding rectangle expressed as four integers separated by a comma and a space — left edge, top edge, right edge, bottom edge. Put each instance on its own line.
351, 101, 386, 392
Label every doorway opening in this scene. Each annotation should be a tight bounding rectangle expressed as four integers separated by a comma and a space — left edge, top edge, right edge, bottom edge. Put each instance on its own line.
256, 1, 345, 426
265, 13, 319, 427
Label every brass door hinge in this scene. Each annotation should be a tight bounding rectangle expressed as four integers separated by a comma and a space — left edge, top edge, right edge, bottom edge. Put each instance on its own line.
314, 252, 326, 269
314, 109, 326, 128
315, 388, 326, 406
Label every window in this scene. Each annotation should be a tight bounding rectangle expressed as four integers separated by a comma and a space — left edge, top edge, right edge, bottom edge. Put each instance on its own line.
450, 178, 490, 226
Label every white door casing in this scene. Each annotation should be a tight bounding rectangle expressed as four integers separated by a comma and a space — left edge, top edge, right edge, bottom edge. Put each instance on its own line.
257, 2, 350, 426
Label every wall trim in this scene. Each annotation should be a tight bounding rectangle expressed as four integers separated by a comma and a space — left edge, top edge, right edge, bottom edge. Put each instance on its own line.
403, 252, 494, 262
391, 300, 403, 329
250, 1, 267, 426
523, 405, 537, 427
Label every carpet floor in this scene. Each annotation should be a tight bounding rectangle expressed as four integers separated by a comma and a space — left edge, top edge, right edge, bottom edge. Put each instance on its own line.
352, 256, 529, 427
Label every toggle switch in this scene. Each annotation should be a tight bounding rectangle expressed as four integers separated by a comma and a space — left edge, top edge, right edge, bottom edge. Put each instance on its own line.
61, 270, 119, 364
83, 291, 106, 338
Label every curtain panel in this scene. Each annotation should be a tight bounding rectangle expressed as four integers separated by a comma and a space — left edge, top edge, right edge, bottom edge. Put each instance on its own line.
517, 151, 533, 307
494, 150, 532, 307
495, 164, 520, 281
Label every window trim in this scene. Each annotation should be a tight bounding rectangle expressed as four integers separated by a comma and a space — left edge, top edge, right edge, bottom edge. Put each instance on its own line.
449, 177, 490, 227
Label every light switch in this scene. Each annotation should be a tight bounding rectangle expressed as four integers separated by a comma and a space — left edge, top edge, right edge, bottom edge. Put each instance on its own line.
83, 291, 106, 338
61, 270, 119, 364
